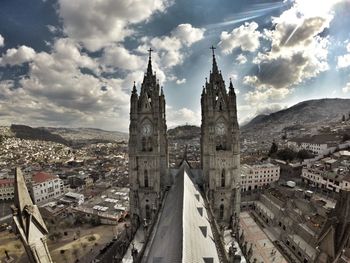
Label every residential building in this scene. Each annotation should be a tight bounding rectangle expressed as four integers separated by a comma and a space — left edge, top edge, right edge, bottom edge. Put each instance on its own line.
287, 134, 342, 155
60, 192, 84, 205
31, 172, 64, 204
241, 163, 280, 191
301, 159, 350, 193
0, 178, 14, 200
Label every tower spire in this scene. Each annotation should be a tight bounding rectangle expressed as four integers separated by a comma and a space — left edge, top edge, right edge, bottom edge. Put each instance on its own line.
210, 46, 218, 74
132, 81, 137, 94
147, 48, 153, 76
229, 78, 234, 90
12, 168, 53, 263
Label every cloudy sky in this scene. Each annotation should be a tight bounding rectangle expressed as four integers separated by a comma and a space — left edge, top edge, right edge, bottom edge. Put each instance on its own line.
0, 0, 349, 131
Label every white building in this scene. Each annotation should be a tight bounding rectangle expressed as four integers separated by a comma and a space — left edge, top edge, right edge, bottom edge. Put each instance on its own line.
241, 163, 280, 191
60, 192, 84, 205
31, 172, 64, 204
287, 134, 341, 155
301, 161, 350, 193
0, 178, 14, 200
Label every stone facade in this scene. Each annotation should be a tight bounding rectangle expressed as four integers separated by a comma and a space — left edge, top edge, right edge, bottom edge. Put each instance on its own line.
317, 189, 350, 263
201, 48, 241, 223
128, 51, 168, 224
128, 49, 241, 226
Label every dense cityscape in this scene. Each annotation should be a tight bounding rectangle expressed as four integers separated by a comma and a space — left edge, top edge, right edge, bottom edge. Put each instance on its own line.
1, 0, 350, 262
0, 111, 349, 262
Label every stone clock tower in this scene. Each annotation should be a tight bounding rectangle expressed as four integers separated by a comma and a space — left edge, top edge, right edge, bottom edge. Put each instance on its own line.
128, 50, 169, 224
201, 47, 241, 223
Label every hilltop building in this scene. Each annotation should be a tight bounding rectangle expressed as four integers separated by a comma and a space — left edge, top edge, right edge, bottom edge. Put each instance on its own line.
287, 134, 343, 155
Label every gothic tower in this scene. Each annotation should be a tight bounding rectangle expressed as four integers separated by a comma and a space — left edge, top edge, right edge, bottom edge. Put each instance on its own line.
201, 47, 241, 223
129, 50, 168, 225
12, 168, 53, 263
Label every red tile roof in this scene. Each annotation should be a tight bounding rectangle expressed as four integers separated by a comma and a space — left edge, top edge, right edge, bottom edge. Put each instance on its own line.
0, 178, 14, 187
32, 172, 58, 184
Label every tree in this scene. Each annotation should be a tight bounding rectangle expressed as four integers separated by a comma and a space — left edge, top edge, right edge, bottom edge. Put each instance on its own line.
343, 133, 350, 142
342, 114, 346, 122
268, 141, 278, 157
297, 149, 314, 160
277, 148, 297, 162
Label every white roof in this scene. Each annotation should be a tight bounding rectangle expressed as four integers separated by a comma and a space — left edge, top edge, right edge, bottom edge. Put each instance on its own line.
144, 162, 220, 262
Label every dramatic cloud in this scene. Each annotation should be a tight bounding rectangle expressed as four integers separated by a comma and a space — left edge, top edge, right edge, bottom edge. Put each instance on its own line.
337, 54, 350, 69
244, 87, 291, 105
242, 0, 337, 100
175, 78, 186, 85
0, 46, 36, 66
0, 34, 4, 47
244, 38, 329, 90
58, 0, 172, 51
167, 107, 200, 127
236, 54, 247, 64
171, 23, 205, 46
219, 22, 261, 54
343, 82, 350, 93
139, 24, 205, 69
337, 43, 350, 69
101, 45, 144, 71
0, 38, 131, 131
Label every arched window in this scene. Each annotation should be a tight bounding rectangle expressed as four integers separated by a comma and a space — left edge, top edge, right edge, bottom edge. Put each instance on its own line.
219, 204, 224, 219
147, 138, 153, 152
145, 204, 151, 220
221, 169, 225, 187
144, 170, 149, 188
142, 137, 146, 151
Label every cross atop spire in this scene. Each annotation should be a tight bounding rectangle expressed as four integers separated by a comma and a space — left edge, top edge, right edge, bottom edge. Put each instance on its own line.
148, 48, 153, 59
210, 45, 216, 57
147, 48, 154, 76
210, 45, 219, 74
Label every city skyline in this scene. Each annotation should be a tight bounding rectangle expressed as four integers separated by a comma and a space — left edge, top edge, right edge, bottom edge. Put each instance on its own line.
0, 0, 349, 132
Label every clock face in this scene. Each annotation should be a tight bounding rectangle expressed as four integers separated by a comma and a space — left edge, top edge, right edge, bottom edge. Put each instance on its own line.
142, 123, 152, 136
215, 122, 226, 135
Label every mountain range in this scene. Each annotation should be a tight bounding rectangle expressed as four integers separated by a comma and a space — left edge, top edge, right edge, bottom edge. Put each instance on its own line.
3, 98, 349, 145
242, 98, 350, 134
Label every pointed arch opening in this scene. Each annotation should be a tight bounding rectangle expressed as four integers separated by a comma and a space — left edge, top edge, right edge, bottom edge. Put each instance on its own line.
219, 204, 224, 220
145, 204, 151, 220
144, 169, 149, 188
142, 137, 146, 151
221, 169, 225, 187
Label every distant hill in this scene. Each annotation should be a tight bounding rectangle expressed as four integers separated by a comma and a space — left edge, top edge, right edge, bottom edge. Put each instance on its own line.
7, 125, 128, 146
168, 125, 201, 140
242, 98, 350, 133
10, 124, 69, 145
44, 127, 128, 144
